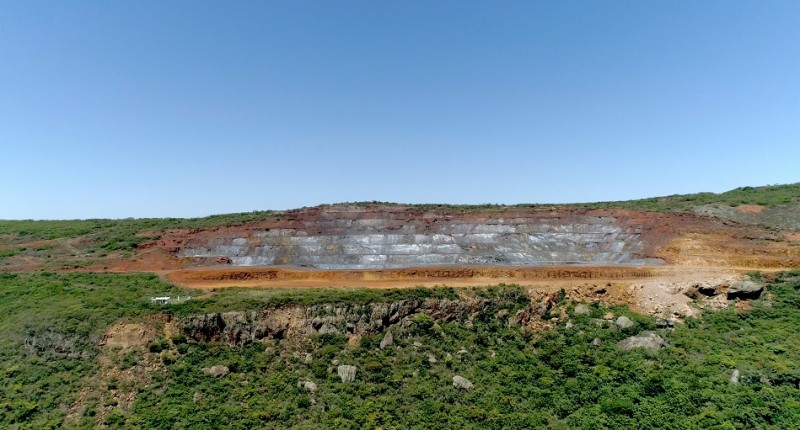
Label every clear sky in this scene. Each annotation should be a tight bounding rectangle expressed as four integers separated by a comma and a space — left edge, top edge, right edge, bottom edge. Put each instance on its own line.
1, 1, 799, 219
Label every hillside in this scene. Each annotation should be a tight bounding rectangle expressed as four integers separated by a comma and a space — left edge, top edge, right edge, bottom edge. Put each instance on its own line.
1, 183, 799, 428
1, 182, 798, 257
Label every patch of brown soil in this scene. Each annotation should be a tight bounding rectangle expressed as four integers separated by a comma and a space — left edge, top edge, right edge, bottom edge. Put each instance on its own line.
784, 232, 800, 242
100, 322, 156, 350
65, 319, 170, 427
661, 231, 800, 268
168, 265, 664, 290
737, 205, 766, 213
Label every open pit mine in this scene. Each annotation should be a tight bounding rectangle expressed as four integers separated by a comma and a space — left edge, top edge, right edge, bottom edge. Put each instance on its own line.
103, 204, 795, 320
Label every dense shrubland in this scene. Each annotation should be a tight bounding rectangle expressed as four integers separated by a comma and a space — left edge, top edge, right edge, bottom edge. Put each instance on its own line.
2, 271, 800, 428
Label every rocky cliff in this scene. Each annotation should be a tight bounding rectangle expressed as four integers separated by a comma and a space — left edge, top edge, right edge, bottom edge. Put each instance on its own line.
178, 291, 562, 346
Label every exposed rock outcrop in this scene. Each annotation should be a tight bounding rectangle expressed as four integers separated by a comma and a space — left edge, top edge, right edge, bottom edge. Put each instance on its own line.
730, 369, 740, 385
379, 331, 394, 349
177, 293, 562, 346
727, 281, 764, 300
617, 332, 666, 352
298, 380, 318, 392
453, 375, 474, 390
337, 365, 357, 383
573, 304, 591, 315
615, 316, 634, 329
202, 365, 229, 377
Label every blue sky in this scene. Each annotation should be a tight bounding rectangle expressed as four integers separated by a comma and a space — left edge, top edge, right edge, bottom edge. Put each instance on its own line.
1, 1, 798, 219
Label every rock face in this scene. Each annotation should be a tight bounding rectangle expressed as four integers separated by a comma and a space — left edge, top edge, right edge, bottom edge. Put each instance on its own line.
337, 365, 358, 383
617, 332, 667, 352
727, 281, 764, 300
452, 375, 474, 390
177, 293, 564, 347
175, 207, 660, 269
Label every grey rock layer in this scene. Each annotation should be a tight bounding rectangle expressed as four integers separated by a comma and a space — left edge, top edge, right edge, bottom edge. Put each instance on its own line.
178, 214, 659, 269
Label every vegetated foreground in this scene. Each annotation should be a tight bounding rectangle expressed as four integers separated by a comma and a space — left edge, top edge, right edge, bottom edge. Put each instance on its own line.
1, 184, 800, 428
2, 271, 800, 429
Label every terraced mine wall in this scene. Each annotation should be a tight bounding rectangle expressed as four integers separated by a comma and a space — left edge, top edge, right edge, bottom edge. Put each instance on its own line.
173, 207, 667, 269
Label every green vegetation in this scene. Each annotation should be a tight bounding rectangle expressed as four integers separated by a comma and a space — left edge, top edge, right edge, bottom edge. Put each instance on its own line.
0, 273, 185, 428
583, 183, 800, 212
0, 210, 282, 252
127, 273, 800, 429
2, 272, 800, 428
344, 183, 800, 212
167, 285, 460, 316
0, 247, 23, 259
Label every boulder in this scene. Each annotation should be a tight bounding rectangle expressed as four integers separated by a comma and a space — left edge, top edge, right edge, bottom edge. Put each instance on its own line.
617, 332, 666, 352
730, 369, 740, 385
615, 316, 634, 329
202, 365, 229, 378
727, 281, 763, 300
573, 304, 591, 315
591, 338, 602, 346
379, 331, 394, 349
452, 375, 474, 390
298, 380, 318, 393
337, 365, 358, 383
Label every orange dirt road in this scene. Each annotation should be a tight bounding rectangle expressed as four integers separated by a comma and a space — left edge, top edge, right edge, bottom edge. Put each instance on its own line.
164, 264, 771, 290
